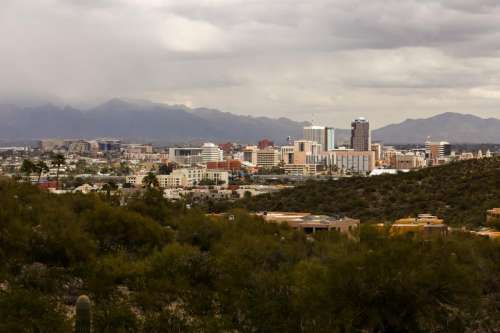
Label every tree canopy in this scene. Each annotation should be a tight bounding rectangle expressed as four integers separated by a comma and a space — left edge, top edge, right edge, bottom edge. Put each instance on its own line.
2, 176, 500, 331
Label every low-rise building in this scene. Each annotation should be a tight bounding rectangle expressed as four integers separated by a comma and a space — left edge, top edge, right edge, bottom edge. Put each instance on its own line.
206, 160, 242, 172
389, 214, 448, 237
168, 147, 203, 165
256, 212, 360, 238
284, 164, 316, 176
487, 208, 500, 225
158, 168, 229, 188
393, 153, 426, 170
125, 174, 146, 186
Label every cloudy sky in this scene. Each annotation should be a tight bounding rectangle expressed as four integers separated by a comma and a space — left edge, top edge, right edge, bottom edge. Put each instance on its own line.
1, 0, 500, 128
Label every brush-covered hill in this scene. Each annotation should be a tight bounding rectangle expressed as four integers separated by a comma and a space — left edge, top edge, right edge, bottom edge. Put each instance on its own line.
239, 157, 500, 226
3, 180, 500, 330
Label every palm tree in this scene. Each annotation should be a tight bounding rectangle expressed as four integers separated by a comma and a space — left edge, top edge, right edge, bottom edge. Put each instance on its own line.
102, 181, 118, 197
20, 159, 35, 182
51, 154, 66, 189
142, 172, 159, 188
34, 160, 49, 183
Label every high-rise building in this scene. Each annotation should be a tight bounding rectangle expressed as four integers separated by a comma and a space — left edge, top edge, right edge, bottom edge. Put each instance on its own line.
351, 117, 370, 151
256, 148, 280, 169
425, 141, 451, 160
293, 140, 322, 165
371, 142, 383, 161
303, 126, 325, 146
325, 127, 335, 151
303, 125, 335, 151
201, 142, 223, 163
328, 149, 375, 174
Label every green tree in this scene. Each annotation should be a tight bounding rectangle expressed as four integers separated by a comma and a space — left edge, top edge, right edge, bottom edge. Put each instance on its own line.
20, 159, 35, 181
0, 288, 70, 332
158, 163, 175, 175
142, 172, 159, 188
34, 160, 49, 183
51, 153, 66, 189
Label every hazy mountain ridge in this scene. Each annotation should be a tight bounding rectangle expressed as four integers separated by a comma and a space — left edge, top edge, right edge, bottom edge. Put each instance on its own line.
373, 112, 500, 144
0, 99, 309, 144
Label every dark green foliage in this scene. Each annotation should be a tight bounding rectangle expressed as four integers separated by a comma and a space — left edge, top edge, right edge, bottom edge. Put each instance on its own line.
142, 172, 159, 188
0, 288, 70, 332
240, 157, 500, 227
3, 178, 500, 331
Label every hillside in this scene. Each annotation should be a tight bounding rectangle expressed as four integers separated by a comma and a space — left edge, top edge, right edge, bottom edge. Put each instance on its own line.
0, 99, 309, 144
239, 157, 500, 226
372, 112, 500, 144
3, 181, 500, 331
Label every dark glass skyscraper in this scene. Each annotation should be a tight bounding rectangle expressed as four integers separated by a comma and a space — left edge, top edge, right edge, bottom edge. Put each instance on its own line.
351, 117, 370, 151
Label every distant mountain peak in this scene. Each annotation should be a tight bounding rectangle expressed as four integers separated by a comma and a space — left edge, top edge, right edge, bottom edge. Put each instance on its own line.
0, 98, 307, 144
373, 112, 500, 144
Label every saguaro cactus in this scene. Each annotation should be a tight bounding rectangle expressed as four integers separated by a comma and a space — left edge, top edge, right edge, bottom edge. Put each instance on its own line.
75, 295, 92, 333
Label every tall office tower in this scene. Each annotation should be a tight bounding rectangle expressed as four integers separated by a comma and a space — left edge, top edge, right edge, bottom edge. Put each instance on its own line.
303, 126, 325, 146
303, 125, 335, 151
201, 142, 223, 163
371, 142, 383, 161
425, 141, 451, 160
325, 127, 335, 151
351, 117, 371, 151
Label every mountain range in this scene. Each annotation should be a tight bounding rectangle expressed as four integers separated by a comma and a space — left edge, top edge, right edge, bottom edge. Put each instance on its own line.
373, 112, 500, 144
0, 99, 499, 144
0, 99, 309, 144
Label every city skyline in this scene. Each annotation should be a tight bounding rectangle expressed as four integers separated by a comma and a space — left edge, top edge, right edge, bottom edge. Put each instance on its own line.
2, 0, 500, 128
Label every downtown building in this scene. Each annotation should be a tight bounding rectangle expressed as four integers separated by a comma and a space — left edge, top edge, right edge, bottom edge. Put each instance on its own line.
242, 146, 280, 169
351, 117, 371, 151
127, 168, 229, 188
303, 126, 336, 151
425, 141, 451, 165
168, 147, 203, 165
324, 149, 375, 174
201, 142, 224, 163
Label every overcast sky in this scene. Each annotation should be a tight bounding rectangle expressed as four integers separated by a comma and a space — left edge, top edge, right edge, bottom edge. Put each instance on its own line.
1, 0, 500, 128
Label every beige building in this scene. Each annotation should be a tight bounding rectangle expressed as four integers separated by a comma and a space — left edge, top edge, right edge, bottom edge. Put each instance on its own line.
256, 148, 280, 169
256, 212, 360, 238
157, 168, 228, 188
371, 143, 383, 161
393, 153, 426, 170
39, 139, 65, 152
330, 150, 375, 174
487, 208, 500, 225
389, 214, 448, 237
284, 164, 316, 176
127, 168, 229, 188
280, 146, 295, 165
293, 140, 322, 165
242, 146, 259, 165
125, 174, 146, 186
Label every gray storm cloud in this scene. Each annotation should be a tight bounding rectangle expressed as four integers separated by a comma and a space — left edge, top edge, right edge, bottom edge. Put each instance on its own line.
1, 0, 500, 128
